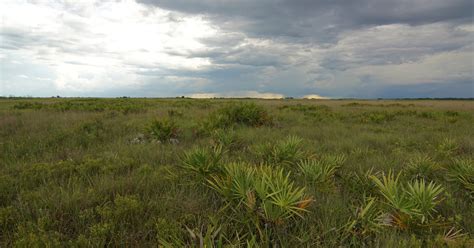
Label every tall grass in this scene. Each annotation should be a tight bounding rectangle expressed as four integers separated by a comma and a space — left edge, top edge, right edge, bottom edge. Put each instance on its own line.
0, 98, 473, 246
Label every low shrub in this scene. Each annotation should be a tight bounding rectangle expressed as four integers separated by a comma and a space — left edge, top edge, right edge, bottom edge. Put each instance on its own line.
147, 118, 179, 142
298, 154, 345, 186
370, 171, 444, 231
359, 111, 396, 124
211, 129, 242, 150
205, 102, 272, 129
343, 197, 383, 242
436, 138, 459, 157
207, 163, 312, 240
181, 145, 225, 178
255, 136, 306, 166
446, 158, 474, 194
13, 102, 44, 110
405, 154, 439, 180
278, 104, 333, 120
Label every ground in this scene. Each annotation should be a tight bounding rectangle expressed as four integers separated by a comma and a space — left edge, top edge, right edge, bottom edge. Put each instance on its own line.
0, 98, 473, 247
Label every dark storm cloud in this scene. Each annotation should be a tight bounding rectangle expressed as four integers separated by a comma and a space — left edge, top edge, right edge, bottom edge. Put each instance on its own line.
139, 0, 474, 79
138, 0, 473, 41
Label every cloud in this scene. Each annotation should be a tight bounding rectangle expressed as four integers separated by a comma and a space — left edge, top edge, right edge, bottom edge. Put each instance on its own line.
1, 0, 473, 98
138, 0, 473, 41
188, 91, 284, 99
303, 94, 329, 99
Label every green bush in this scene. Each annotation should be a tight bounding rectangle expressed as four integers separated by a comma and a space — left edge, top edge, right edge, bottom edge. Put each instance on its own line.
344, 197, 383, 242
206, 102, 272, 129
255, 136, 306, 166
147, 118, 179, 142
298, 156, 344, 186
181, 145, 224, 178
278, 104, 333, 120
436, 138, 459, 157
211, 129, 242, 150
359, 111, 395, 124
370, 171, 444, 230
13, 102, 44, 110
405, 154, 439, 180
207, 163, 312, 231
446, 158, 474, 194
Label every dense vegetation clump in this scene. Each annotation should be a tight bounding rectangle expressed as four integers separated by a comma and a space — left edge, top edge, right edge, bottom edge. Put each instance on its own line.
206, 102, 272, 129
147, 118, 179, 142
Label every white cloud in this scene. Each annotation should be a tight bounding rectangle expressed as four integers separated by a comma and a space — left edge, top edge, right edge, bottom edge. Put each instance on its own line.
0, 0, 217, 92
189, 91, 284, 99
303, 94, 329, 99
353, 47, 473, 85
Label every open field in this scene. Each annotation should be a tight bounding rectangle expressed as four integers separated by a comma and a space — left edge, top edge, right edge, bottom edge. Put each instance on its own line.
0, 98, 473, 247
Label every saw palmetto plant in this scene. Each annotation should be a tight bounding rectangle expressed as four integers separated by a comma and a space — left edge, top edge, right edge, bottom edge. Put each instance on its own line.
344, 197, 384, 242
446, 158, 474, 194
181, 145, 225, 178
405, 154, 439, 180
370, 171, 419, 221
207, 163, 312, 229
255, 135, 306, 166
405, 179, 444, 223
147, 118, 179, 142
298, 159, 339, 185
370, 171, 445, 230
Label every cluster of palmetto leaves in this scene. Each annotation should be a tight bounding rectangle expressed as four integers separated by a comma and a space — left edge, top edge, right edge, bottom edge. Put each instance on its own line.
370, 172, 444, 231
343, 163, 472, 246
173, 134, 471, 246
178, 138, 314, 245
207, 164, 312, 238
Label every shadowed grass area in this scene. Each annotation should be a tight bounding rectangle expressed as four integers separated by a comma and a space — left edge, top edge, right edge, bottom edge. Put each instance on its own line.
0, 98, 473, 246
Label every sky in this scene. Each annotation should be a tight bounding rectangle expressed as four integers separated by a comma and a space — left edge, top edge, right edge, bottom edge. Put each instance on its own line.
0, 0, 473, 98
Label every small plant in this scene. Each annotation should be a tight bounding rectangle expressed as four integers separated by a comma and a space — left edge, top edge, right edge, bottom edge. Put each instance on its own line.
370, 171, 418, 219
167, 109, 183, 117
342, 168, 377, 196
271, 136, 305, 165
155, 218, 185, 246
181, 145, 224, 178
322, 154, 347, 168
256, 136, 306, 166
95, 194, 144, 232
418, 111, 440, 119
13, 102, 44, 110
359, 111, 395, 124
211, 129, 241, 150
371, 172, 410, 232
434, 227, 467, 246
446, 158, 474, 194
405, 179, 444, 223
256, 167, 312, 223
205, 102, 272, 129
147, 118, 179, 142
405, 154, 439, 180
184, 223, 224, 247
344, 197, 383, 242
80, 120, 106, 140
207, 163, 311, 230
437, 138, 458, 157
298, 159, 339, 186
370, 171, 445, 230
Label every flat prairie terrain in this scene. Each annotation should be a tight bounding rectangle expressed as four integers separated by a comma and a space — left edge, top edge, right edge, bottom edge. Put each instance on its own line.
0, 98, 473, 247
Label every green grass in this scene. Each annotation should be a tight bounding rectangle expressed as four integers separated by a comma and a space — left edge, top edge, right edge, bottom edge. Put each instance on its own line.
0, 98, 473, 247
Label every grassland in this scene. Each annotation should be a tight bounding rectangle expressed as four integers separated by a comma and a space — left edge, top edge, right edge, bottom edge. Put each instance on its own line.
0, 97, 473, 247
